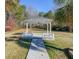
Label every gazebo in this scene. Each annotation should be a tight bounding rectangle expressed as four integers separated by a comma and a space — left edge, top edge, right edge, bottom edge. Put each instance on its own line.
22, 16, 55, 39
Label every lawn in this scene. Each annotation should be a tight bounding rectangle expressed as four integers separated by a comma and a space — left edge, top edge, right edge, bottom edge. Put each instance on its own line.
5, 29, 31, 59
44, 31, 73, 59
5, 28, 73, 59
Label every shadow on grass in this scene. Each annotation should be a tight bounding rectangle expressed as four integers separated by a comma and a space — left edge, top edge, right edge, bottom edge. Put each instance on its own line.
16, 37, 32, 48
12, 32, 23, 35
5, 35, 20, 41
18, 36, 45, 51
44, 41, 73, 59
6, 36, 32, 59
6, 35, 32, 48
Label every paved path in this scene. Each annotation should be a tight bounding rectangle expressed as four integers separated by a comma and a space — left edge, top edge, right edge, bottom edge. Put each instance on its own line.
26, 37, 50, 59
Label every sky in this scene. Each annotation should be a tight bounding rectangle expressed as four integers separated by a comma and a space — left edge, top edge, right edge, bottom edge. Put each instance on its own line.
19, 0, 57, 13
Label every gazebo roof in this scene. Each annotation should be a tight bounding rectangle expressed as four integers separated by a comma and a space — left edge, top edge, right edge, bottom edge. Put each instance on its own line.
24, 17, 53, 25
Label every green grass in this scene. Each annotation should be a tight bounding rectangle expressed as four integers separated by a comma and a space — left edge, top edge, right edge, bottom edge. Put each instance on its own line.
5, 38, 31, 59
44, 31, 73, 59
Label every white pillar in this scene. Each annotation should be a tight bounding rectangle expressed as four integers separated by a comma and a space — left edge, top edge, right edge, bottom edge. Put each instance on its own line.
47, 23, 48, 34
50, 22, 51, 33
30, 24, 32, 33
26, 23, 28, 32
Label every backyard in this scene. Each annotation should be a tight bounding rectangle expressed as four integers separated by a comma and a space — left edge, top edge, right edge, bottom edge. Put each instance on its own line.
5, 0, 73, 59
5, 28, 73, 59
44, 31, 73, 59
5, 29, 31, 59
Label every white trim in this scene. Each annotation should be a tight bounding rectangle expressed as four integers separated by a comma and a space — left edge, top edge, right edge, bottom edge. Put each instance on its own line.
50, 22, 51, 33
47, 23, 49, 34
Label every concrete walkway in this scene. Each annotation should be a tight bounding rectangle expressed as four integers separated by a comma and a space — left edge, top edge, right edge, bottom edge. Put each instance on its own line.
26, 37, 50, 59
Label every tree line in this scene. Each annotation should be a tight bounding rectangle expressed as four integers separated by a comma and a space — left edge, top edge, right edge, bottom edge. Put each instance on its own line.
5, 0, 73, 32
5, 0, 28, 29
39, 0, 73, 32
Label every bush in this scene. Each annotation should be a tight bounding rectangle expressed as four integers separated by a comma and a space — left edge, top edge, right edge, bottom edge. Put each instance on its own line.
5, 26, 12, 31
52, 26, 69, 32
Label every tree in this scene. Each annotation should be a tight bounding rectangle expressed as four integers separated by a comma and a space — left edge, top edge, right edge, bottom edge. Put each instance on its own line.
15, 5, 26, 20
54, 0, 73, 32
15, 5, 29, 27
55, 7, 66, 27
6, 0, 29, 28
5, 0, 18, 30
39, 12, 45, 16
65, 0, 73, 32
5, 0, 19, 24
43, 11, 54, 19
54, 0, 65, 4
5, 0, 19, 15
